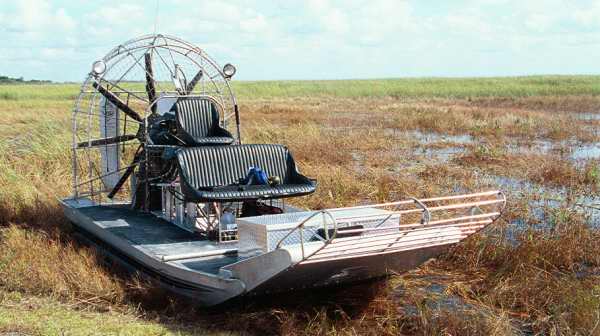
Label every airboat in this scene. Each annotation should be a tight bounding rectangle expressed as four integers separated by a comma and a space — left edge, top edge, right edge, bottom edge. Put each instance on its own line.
61, 34, 506, 306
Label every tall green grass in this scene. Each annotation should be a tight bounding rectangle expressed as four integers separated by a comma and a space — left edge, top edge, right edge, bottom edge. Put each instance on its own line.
0, 83, 79, 101
1, 75, 600, 101
233, 76, 600, 99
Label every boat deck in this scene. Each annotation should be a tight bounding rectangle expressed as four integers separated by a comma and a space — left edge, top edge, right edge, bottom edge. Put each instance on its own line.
68, 200, 242, 275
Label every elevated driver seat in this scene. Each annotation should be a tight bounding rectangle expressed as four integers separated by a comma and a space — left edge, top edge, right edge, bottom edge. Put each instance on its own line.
173, 96, 235, 146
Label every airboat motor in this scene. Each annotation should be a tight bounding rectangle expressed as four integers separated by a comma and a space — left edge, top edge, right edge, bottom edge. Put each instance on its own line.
61, 34, 506, 306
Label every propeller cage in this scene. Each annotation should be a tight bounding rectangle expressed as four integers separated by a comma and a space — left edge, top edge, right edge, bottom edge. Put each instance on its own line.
71, 34, 239, 206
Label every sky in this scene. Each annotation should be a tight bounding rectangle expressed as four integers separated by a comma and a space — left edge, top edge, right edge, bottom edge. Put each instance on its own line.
0, 0, 599, 82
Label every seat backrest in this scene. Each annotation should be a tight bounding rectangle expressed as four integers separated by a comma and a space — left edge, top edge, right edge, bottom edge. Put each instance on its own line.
174, 97, 221, 138
177, 144, 293, 189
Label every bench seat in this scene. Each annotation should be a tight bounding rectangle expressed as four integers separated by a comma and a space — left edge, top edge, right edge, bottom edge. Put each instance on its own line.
176, 144, 316, 202
183, 184, 316, 202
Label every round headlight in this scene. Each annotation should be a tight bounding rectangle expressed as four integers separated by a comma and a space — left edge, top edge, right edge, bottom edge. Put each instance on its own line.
92, 60, 106, 76
223, 63, 236, 78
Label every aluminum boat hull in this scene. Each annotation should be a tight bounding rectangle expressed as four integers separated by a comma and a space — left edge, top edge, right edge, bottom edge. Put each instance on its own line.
60, 197, 487, 306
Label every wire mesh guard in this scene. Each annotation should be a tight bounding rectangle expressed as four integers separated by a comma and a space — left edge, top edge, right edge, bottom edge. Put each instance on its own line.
71, 34, 237, 204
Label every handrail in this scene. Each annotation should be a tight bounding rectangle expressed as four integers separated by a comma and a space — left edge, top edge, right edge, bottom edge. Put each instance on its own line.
274, 209, 338, 260
274, 190, 507, 264
410, 197, 431, 225
326, 199, 505, 224
324, 190, 503, 212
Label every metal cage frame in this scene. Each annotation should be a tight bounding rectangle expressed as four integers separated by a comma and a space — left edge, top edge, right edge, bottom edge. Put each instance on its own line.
71, 34, 239, 205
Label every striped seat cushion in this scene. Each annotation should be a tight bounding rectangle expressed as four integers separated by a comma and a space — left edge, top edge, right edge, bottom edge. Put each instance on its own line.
176, 144, 316, 202
174, 97, 234, 146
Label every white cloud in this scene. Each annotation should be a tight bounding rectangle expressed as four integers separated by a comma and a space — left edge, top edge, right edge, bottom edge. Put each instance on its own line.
239, 14, 269, 33
303, 0, 414, 43
6, 0, 76, 35
55, 8, 76, 31
446, 11, 493, 35
306, 0, 350, 35
85, 4, 146, 29
573, 1, 600, 27
524, 13, 555, 32
1, 0, 599, 81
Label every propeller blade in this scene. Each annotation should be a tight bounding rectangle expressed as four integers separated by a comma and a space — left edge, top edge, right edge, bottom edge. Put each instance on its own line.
144, 52, 157, 113
107, 148, 144, 199
185, 69, 203, 94
92, 81, 144, 122
77, 134, 137, 149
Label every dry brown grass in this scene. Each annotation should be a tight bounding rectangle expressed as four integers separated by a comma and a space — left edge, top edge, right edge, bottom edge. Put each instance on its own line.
457, 146, 600, 190
243, 97, 598, 142
468, 95, 600, 114
442, 208, 600, 335
0, 225, 126, 307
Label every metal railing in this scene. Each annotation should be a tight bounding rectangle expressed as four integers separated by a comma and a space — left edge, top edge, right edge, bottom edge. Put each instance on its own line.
275, 190, 506, 265
274, 209, 338, 261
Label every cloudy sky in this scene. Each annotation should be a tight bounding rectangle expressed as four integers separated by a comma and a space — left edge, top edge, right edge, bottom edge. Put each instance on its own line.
1, 0, 599, 81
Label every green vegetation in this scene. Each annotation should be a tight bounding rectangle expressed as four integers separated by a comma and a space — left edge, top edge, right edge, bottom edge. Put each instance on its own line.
233, 75, 600, 98
0, 75, 52, 85
1, 75, 600, 102
0, 83, 77, 101
0, 77, 599, 335
0, 290, 232, 335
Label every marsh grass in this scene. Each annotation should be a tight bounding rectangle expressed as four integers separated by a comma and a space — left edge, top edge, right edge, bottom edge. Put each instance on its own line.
0, 225, 125, 305
0, 78, 599, 335
441, 207, 600, 334
3, 75, 600, 102
232, 76, 600, 99
458, 147, 600, 190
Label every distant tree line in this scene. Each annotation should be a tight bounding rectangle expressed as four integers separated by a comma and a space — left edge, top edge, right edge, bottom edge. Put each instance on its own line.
0, 75, 51, 84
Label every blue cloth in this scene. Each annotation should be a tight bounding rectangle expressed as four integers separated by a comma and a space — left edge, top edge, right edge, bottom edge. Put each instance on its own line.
240, 167, 268, 185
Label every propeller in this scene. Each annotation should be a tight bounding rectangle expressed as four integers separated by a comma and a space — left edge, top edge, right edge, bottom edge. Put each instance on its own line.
107, 145, 145, 199
92, 81, 143, 122
77, 134, 137, 149
92, 79, 146, 198
144, 52, 157, 114
185, 69, 203, 94
91, 52, 188, 200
